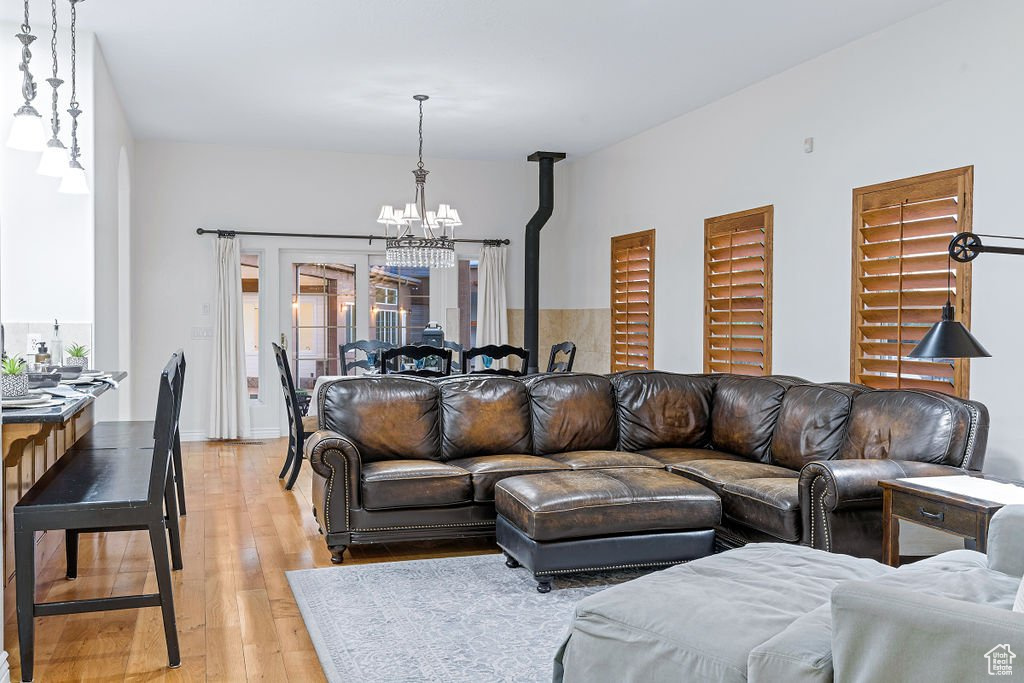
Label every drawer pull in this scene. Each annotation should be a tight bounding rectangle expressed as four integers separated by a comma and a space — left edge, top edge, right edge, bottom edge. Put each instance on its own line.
919, 507, 944, 522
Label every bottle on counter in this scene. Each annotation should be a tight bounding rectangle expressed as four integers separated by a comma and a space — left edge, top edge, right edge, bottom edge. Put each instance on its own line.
50, 319, 63, 366
34, 341, 51, 366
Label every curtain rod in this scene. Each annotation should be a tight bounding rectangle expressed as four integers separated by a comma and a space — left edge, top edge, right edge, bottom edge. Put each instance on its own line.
195, 228, 510, 247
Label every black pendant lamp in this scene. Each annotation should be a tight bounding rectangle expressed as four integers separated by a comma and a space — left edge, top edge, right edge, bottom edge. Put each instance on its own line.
908, 300, 990, 359
909, 232, 1023, 359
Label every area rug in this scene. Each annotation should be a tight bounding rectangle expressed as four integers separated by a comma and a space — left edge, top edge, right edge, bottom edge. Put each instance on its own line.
286, 554, 652, 682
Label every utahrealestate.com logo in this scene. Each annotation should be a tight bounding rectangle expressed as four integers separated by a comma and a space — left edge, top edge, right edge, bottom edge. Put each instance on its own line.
986, 644, 1016, 676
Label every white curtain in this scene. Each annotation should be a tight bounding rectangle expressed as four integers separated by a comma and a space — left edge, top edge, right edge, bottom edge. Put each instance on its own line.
208, 237, 251, 439
475, 245, 509, 370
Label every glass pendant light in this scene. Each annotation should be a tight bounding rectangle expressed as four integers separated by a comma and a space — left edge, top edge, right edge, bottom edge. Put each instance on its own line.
59, 0, 88, 195
7, 0, 47, 151
38, 0, 67, 176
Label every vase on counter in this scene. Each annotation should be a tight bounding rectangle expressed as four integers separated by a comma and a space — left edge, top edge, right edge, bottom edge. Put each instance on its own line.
66, 356, 88, 370
2, 372, 28, 398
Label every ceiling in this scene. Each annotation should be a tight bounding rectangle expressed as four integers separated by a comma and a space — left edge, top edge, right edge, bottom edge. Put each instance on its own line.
2, 0, 950, 160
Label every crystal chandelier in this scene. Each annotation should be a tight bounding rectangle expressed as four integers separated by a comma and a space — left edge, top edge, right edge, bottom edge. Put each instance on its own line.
378, 95, 461, 269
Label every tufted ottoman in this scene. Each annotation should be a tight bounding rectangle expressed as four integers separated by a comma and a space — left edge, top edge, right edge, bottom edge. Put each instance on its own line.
495, 469, 721, 592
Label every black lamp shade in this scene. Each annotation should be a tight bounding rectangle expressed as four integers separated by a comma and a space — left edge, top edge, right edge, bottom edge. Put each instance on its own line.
908, 303, 991, 359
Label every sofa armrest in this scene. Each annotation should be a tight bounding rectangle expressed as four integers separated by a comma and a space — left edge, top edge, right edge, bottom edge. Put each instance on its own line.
800, 459, 963, 511
305, 430, 363, 534
799, 459, 963, 558
831, 581, 1024, 682
989, 505, 1024, 578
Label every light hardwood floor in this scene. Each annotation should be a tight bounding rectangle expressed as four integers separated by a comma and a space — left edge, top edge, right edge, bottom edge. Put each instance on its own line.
3, 438, 498, 682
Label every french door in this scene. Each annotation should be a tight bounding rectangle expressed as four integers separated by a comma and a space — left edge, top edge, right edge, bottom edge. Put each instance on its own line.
279, 252, 370, 392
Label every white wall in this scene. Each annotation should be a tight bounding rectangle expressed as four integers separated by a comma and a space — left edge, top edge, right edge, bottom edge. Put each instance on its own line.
557, 0, 1024, 479
91, 39, 135, 420
132, 141, 552, 436
0, 21, 93, 329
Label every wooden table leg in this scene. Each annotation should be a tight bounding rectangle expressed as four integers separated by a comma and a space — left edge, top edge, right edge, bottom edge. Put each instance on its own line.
882, 489, 900, 567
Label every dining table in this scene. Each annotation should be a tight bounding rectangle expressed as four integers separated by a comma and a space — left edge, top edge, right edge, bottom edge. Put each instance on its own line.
1, 371, 127, 584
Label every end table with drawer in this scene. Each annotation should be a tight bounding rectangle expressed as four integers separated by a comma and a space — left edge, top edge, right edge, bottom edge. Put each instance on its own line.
878, 475, 1022, 567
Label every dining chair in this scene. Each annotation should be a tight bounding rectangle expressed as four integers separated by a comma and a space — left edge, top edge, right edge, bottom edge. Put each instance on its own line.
340, 339, 395, 375
273, 343, 307, 490
461, 345, 530, 376
546, 341, 577, 373
15, 351, 184, 681
379, 345, 453, 378
69, 353, 189, 515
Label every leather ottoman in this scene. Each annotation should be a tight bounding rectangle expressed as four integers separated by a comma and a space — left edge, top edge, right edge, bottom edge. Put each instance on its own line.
494, 469, 721, 592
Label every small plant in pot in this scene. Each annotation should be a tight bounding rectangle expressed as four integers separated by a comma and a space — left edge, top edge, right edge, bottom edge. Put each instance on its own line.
2, 356, 29, 398
66, 343, 90, 370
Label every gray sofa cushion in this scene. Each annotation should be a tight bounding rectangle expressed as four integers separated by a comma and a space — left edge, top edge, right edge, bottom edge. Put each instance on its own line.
748, 604, 834, 683
553, 543, 890, 683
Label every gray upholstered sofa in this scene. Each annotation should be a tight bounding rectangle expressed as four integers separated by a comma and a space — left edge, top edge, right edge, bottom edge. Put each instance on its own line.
554, 505, 1024, 682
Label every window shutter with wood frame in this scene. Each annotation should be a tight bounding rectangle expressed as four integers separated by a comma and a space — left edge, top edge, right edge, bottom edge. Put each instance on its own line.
851, 166, 973, 397
703, 206, 773, 376
611, 229, 655, 372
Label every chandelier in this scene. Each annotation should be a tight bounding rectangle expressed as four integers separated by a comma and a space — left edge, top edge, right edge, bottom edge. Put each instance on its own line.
377, 95, 460, 269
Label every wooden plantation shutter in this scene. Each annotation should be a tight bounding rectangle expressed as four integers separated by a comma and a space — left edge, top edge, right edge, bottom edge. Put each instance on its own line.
611, 229, 655, 372
851, 166, 973, 397
704, 206, 773, 375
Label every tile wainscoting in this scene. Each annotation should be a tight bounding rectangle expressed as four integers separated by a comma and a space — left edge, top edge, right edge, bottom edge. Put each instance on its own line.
507, 308, 611, 374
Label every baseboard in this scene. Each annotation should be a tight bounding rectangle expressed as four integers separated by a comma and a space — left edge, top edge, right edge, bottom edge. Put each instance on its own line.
181, 427, 281, 442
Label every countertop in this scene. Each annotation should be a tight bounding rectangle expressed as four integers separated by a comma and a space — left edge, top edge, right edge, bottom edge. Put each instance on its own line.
1, 371, 128, 425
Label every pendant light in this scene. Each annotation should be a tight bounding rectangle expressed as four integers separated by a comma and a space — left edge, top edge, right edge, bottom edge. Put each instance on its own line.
378, 95, 458, 269
909, 233, 991, 359
58, 0, 88, 195
7, 0, 48, 151
37, 0, 68, 176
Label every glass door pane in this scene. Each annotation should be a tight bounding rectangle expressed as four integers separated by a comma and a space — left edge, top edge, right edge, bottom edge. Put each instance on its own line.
291, 262, 357, 390
368, 259, 431, 346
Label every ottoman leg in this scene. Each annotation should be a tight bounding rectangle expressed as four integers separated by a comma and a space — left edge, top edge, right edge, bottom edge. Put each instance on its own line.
504, 552, 520, 569
536, 575, 553, 594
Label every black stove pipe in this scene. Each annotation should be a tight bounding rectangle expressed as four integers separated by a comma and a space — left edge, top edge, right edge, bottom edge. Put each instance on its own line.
524, 151, 566, 373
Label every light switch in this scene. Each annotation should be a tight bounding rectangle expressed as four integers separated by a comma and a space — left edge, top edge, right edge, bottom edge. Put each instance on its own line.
191, 326, 214, 340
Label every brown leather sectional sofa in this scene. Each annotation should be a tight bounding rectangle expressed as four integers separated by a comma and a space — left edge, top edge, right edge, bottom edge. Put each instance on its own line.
306, 371, 988, 563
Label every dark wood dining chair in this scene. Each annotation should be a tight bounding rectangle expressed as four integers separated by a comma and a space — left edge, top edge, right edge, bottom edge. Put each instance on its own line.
379, 345, 453, 378
340, 339, 394, 375
273, 343, 307, 490
461, 345, 530, 376
69, 353, 188, 514
547, 341, 577, 373
15, 351, 185, 681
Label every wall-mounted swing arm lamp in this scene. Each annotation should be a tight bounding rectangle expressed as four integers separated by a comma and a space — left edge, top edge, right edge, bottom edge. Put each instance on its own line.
909, 232, 1024, 359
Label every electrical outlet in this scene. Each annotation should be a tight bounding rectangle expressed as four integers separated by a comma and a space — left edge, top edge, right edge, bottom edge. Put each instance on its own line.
27, 334, 43, 354
201, 303, 211, 316
191, 326, 214, 340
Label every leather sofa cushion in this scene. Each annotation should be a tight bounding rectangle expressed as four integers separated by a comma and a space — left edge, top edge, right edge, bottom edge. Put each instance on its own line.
495, 469, 721, 541
720, 478, 801, 542
610, 371, 713, 451
838, 390, 975, 466
361, 460, 471, 510
667, 459, 798, 495
525, 374, 618, 455
770, 384, 865, 470
640, 447, 747, 467
438, 377, 532, 460
545, 450, 664, 470
446, 455, 569, 502
321, 376, 441, 462
710, 376, 787, 463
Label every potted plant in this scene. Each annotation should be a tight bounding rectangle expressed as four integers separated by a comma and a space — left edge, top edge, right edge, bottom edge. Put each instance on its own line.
66, 343, 90, 370
2, 355, 28, 398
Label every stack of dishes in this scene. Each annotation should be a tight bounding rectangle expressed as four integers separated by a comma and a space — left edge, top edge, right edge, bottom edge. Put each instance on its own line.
1, 392, 56, 409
